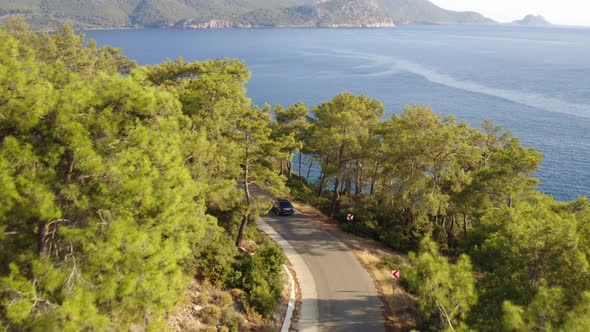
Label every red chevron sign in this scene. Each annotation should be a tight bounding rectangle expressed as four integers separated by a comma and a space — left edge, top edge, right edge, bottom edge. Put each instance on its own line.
391, 270, 400, 279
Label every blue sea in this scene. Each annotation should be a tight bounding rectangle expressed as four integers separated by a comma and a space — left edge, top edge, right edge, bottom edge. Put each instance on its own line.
85, 25, 590, 201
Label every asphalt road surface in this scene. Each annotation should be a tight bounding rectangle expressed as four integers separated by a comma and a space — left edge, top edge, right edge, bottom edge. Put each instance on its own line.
262, 210, 385, 332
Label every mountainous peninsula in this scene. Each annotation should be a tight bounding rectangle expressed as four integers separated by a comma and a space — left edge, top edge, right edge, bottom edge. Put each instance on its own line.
512, 14, 552, 26
0, 0, 495, 30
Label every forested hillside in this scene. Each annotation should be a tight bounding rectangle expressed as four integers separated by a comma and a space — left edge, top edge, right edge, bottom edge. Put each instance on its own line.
377, 0, 494, 24
0, 0, 494, 29
0, 18, 288, 330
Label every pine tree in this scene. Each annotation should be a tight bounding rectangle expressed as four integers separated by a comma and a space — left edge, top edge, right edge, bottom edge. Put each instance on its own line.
273, 102, 310, 178
408, 237, 477, 331
308, 93, 383, 217
235, 104, 287, 247
1, 21, 211, 330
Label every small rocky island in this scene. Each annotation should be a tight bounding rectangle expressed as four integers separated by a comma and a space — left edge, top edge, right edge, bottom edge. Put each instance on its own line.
513, 15, 552, 26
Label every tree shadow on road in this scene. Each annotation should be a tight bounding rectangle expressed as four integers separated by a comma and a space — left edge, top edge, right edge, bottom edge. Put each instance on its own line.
261, 214, 352, 257
297, 296, 387, 332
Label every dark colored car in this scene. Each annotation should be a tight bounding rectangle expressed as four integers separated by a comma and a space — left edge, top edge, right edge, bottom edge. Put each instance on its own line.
272, 199, 295, 216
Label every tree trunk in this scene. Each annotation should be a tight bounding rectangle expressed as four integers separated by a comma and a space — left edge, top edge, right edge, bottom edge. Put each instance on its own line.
38, 221, 49, 259
370, 161, 379, 195
330, 145, 345, 218
306, 159, 314, 183
330, 175, 341, 218
317, 171, 325, 197
345, 178, 351, 196
287, 160, 292, 177
65, 153, 75, 185
355, 160, 363, 195
298, 150, 303, 182
236, 213, 249, 248
236, 181, 251, 247
236, 133, 251, 248
449, 215, 455, 235
463, 213, 468, 238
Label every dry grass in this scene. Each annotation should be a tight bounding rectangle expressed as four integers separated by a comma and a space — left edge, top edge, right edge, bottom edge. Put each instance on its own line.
290, 201, 421, 332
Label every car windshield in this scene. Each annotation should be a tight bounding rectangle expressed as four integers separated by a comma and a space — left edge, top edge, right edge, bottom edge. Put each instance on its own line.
279, 201, 293, 208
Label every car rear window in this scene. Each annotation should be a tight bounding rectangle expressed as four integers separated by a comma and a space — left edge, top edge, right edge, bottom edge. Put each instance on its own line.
279, 201, 293, 208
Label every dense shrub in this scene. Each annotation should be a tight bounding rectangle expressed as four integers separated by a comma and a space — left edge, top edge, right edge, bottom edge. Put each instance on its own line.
201, 304, 222, 325
339, 222, 380, 240
313, 196, 334, 215
192, 224, 289, 319
221, 307, 244, 332
194, 232, 236, 285
286, 176, 312, 200
230, 243, 286, 317
378, 228, 419, 253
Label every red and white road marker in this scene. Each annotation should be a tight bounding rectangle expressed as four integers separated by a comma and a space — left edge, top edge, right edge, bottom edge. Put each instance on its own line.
391, 269, 400, 293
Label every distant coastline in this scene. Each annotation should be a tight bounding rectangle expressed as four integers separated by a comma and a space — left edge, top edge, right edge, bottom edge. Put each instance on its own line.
42, 22, 590, 34
0, 0, 496, 31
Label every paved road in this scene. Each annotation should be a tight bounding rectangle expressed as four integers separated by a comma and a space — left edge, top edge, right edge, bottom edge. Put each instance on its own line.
261, 211, 385, 332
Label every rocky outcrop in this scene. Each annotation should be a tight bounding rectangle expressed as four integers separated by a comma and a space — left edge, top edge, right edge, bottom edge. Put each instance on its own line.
512, 15, 552, 26
177, 19, 255, 29
316, 21, 395, 28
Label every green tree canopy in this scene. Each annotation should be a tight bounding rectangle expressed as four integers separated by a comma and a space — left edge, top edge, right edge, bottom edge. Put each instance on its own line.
408, 237, 477, 331
308, 92, 384, 216
471, 194, 590, 329
0, 23, 215, 329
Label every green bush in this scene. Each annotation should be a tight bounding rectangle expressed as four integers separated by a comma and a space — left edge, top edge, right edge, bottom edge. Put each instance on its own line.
339, 222, 380, 240
378, 229, 418, 253
218, 292, 234, 307
230, 243, 286, 317
220, 308, 244, 332
249, 287, 277, 318
314, 197, 333, 215
194, 232, 237, 285
199, 292, 212, 305
336, 202, 382, 240
286, 176, 312, 200
201, 304, 222, 325
193, 213, 288, 320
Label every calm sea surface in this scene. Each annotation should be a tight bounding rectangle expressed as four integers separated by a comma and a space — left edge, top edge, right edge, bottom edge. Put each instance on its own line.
85, 25, 590, 201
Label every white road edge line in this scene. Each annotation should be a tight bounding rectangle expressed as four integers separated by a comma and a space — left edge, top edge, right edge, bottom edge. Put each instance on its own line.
258, 217, 319, 332
281, 265, 296, 332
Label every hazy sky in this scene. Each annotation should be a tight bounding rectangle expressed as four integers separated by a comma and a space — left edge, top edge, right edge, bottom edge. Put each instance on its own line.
429, 0, 590, 26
